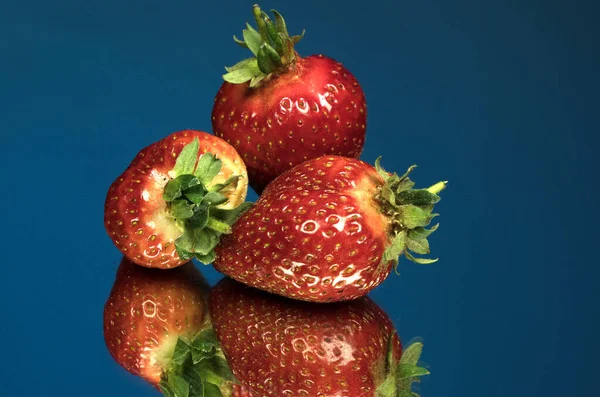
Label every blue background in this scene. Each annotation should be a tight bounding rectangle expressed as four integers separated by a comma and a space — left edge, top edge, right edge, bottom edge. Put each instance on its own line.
1, 0, 597, 396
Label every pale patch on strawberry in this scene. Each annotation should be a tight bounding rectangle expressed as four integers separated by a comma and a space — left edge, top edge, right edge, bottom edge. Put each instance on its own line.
104, 130, 253, 269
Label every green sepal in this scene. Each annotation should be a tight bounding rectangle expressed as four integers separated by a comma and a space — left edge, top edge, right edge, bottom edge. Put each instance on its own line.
172, 338, 193, 367
181, 366, 205, 397
175, 229, 219, 257
252, 4, 268, 41
397, 189, 440, 206
173, 138, 200, 177
224, 5, 304, 85
206, 218, 233, 234
160, 331, 238, 397
398, 205, 435, 229
257, 43, 281, 74
194, 356, 236, 386
290, 30, 305, 44
408, 224, 439, 240
203, 192, 229, 206
232, 35, 247, 49
164, 179, 183, 202
376, 335, 430, 397
398, 392, 419, 397
195, 251, 216, 265
160, 374, 190, 397
171, 199, 195, 220
208, 175, 240, 192
201, 382, 222, 397
224, 57, 258, 73
185, 184, 207, 204
383, 231, 406, 275
243, 26, 262, 55
405, 251, 438, 265
263, 14, 284, 53
210, 202, 253, 225
398, 342, 429, 396
159, 382, 175, 397
175, 245, 194, 262
194, 154, 223, 185
176, 175, 201, 191
249, 74, 266, 88
375, 157, 446, 270
398, 364, 430, 379
223, 59, 262, 84
187, 204, 210, 229
191, 329, 219, 355
405, 237, 430, 255
271, 9, 289, 37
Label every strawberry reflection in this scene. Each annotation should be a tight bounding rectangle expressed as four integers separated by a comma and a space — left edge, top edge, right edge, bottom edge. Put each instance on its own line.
209, 277, 429, 397
103, 257, 249, 396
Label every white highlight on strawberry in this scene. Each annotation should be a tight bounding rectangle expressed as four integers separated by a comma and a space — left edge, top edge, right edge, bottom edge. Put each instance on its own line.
295, 98, 309, 114
300, 220, 319, 234
332, 267, 366, 289
325, 213, 362, 233
142, 297, 167, 322
318, 92, 333, 112
320, 336, 354, 366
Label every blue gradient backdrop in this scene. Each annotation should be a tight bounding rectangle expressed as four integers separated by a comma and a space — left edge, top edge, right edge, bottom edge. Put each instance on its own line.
0, 0, 597, 396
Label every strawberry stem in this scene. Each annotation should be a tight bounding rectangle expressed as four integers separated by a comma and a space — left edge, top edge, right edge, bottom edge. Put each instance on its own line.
223, 4, 303, 86
164, 138, 253, 265
427, 181, 447, 195
160, 329, 241, 397
374, 158, 447, 270
376, 336, 430, 397
207, 218, 233, 234
253, 5, 269, 42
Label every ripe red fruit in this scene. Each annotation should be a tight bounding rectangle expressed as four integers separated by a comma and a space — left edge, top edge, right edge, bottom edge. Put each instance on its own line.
103, 257, 241, 395
212, 5, 367, 194
104, 129, 252, 269
209, 277, 429, 397
213, 155, 446, 302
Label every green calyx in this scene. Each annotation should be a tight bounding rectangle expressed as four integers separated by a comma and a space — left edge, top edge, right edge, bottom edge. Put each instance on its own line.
223, 4, 305, 87
375, 158, 447, 272
164, 138, 252, 265
159, 329, 239, 397
376, 334, 430, 397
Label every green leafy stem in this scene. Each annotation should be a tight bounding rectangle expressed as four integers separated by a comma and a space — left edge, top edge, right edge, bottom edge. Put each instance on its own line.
164, 138, 252, 265
160, 329, 238, 397
375, 158, 447, 271
223, 4, 305, 87
377, 333, 430, 397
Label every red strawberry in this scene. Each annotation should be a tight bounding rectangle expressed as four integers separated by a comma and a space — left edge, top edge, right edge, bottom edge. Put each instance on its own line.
104, 129, 252, 269
213, 155, 446, 302
232, 384, 254, 397
212, 5, 367, 194
103, 257, 243, 395
209, 277, 430, 397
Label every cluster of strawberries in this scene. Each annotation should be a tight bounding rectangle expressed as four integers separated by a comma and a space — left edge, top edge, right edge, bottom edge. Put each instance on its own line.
103, 5, 445, 397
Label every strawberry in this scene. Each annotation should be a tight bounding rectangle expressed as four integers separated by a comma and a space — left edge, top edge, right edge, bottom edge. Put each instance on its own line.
212, 5, 367, 194
209, 277, 430, 397
103, 257, 243, 396
213, 155, 446, 302
104, 129, 252, 269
